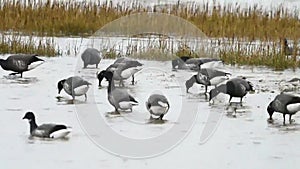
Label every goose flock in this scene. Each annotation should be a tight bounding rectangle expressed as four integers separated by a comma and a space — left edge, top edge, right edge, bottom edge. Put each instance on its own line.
1, 48, 300, 140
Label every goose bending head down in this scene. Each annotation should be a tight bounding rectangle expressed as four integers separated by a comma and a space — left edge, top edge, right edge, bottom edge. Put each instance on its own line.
97, 58, 143, 87
209, 78, 254, 104
81, 48, 101, 68
22, 112, 72, 139
0, 54, 44, 78
267, 93, 300, 125
101, 71, 138, 113
185, 68, 230, 94
146, 94, 170, 120
57, 76, 91, 101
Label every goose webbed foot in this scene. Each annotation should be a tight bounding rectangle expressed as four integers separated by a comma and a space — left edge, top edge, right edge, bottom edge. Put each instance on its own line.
114, 109, 120, 114
67, 99, 74, 104
232, 108, 237, 118
267, 118, 274, 123
9, 72, 21, 77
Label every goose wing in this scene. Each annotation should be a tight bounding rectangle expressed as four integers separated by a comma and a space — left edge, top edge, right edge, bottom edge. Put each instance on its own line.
9, 54, 42, 64
273, 94, 300, 113
148, 94, 169, 107
199, 68, 229, 79
118, 60, 143, 71
66, 76, 91, 89
7, 54, 43, 71
33, 124, 67, 138
111, 88, 137, 104
226, 78, 248, 97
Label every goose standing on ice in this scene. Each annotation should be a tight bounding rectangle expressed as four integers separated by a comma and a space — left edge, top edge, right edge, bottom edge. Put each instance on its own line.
97, 57, 143, 87
185, 68, 230, 94
186, 58, 223, 71
0, 54, 44, 77
209, 78, 254, 103
267, 93, 300, 125
172, 56, 222, 70
57, 76, 91, 101
81, 48, 101, 68
146, 94, 170, 120
101, 71, 138, 113
22, 112, 72, 139
278, 78, 300, 92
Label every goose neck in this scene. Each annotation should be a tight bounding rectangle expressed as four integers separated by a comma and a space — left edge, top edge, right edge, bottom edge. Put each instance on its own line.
108, 79, 115, 94
216, 84, 227, 94
29, 119, 38, 134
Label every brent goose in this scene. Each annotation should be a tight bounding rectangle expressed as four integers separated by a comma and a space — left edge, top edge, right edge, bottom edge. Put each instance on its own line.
186, 68, 230, 93
267, 93, 300, 125
57, 76, 91, 101
97, 57, 143, 87
22, 112, 72, 139
279, 78, 300, 92
172, 56, 222, 71
101, 71, 138, 113
81, 48, 101, 68
0, 54, 44, 77
146, 94, 170, 120
209, 78, 254, 103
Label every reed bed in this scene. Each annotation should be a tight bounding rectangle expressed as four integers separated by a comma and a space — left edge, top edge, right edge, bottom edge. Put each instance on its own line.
0, 34, 59, 56
1, 0, 300, 68
218, 39, 300, 70
0, 0, 300, 40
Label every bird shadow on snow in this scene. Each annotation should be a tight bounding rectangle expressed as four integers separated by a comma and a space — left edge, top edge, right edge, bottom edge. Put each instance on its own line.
186, 93, 209, 102
2, 75, 38, 84
105, 110, 133, 118
105, 111, 170, 125
55, 96, 87, 105
146, 118, 168, 125
209, 101, 252, 119
26, 135, 70, 144
225, 102, 252, 118
267, 120, 300, 132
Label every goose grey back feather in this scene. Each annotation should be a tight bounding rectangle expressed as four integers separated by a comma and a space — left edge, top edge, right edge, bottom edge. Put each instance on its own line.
147, 94, 169, 107
81, 48, 101, 68
32, 124, 67, 138
63, 76, 91, 95
109, 88, 138, 109
198, 68, 229, 79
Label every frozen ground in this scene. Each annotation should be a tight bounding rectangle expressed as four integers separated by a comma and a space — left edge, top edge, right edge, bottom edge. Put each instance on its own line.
1, 55, 300, 169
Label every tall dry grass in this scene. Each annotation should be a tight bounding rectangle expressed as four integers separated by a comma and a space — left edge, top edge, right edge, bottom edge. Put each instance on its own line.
0, 0, 300, 40
0, 34, 59, 56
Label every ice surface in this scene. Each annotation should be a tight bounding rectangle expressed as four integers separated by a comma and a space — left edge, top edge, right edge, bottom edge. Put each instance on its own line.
1, 54, 300, 168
